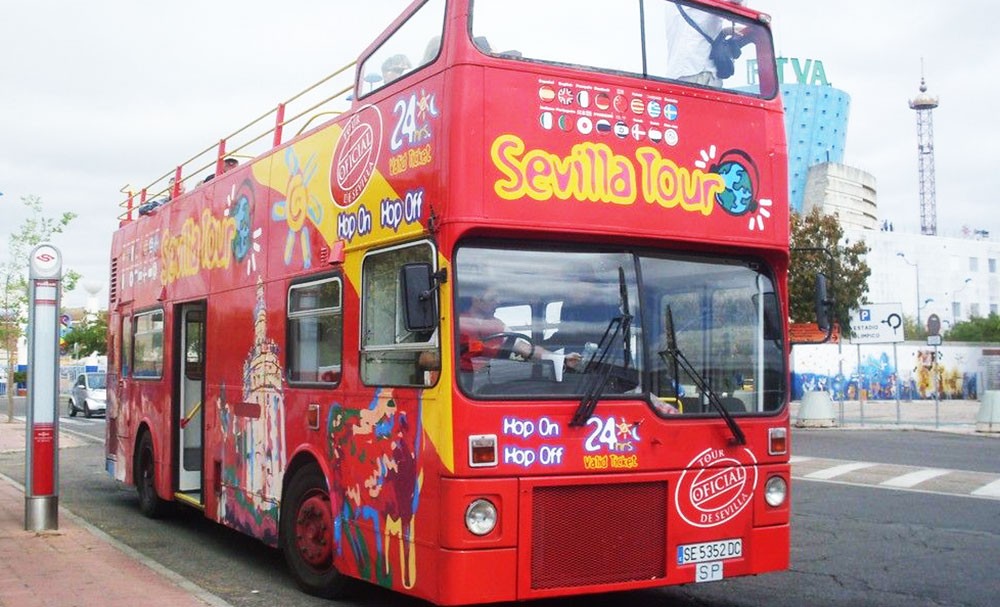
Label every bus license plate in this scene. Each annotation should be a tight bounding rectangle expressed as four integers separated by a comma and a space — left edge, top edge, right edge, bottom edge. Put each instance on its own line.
677, 538, 743, 565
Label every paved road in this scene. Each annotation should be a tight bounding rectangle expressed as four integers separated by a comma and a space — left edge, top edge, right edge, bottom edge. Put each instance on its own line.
2, 406, 998, 606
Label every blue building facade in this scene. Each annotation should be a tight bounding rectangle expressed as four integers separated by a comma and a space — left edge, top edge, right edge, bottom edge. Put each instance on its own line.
776, 59, 850, 213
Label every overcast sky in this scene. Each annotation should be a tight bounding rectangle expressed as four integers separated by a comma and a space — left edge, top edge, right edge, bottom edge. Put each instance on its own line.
1, 1, 991, 308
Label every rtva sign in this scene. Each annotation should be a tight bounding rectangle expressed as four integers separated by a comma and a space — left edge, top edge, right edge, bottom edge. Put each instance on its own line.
747, 57, 830, 87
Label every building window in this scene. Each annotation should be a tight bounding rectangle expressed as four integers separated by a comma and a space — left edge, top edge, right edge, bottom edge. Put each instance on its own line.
991, 304, 998, 316
952, 302, 961, 320
361, 242, 438, 386
989, 258, 997, 273
133, 310, 164, 379
287, 276, 342, 385
970, 303, 981, 318
969, 257, 979, 272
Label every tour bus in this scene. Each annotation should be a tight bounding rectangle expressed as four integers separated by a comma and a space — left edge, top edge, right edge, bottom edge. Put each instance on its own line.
106, 0, 791, 604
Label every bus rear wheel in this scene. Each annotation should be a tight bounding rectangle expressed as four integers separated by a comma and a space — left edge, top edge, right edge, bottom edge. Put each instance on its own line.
136, 432, 168, 518
280, 463, 347, 599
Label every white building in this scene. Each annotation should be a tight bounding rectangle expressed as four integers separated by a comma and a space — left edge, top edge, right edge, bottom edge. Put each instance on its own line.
848, 228, 999, 332
800, 155, 1000, 334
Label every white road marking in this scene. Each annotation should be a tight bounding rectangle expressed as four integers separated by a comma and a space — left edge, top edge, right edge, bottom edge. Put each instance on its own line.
804, 461, 877, 480
881, 468, 950, 488
971, 478, 1000, 498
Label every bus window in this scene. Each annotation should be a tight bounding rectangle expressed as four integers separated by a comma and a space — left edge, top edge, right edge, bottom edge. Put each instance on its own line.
359, 0, 447, 95
133, 310, 164, 379
361, 242, 438, 386
287, 277, 343, 385
471, 0, 776, 98
121, 315, 132, 378
455, 245, 640, 398
641, 254, 785, 414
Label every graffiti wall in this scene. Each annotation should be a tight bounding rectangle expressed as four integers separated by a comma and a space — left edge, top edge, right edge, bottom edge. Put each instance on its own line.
791, 342, 987, 401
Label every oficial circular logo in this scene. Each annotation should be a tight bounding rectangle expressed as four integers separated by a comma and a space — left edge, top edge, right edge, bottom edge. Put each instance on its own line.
330, 104, 382, 208
675, 447, 758, 528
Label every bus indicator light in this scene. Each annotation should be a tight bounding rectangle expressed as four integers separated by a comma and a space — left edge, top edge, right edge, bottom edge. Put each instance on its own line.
768, 427, 787, 455
469, 434, 497, 467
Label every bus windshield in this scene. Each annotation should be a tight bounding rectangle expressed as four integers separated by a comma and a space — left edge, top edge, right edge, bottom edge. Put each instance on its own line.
471, 0, 776, 98
454, 244, 784, 414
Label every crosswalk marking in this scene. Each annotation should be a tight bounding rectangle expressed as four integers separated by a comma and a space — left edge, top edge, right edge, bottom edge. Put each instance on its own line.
804, 462, 877, 480
971, 478, 1000, 498
794, 457, 1000, 500
881, 468, 950, 488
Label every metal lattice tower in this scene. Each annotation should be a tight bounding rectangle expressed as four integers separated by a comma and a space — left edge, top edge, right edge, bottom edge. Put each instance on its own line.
909, 74, 939, 236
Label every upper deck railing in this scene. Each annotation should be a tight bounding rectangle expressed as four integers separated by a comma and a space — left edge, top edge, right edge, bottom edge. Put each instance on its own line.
117, 60, 358, 223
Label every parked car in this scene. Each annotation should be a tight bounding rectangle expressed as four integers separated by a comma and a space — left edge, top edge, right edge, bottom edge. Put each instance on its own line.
69, 372, 106, 418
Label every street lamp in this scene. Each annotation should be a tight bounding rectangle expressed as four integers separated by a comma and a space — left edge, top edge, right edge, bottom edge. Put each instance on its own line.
951, 278, 973, 322
897, 252, 922, 328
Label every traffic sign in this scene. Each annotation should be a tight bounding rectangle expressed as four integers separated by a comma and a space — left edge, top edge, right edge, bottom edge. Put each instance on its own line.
849, 303, 904, 344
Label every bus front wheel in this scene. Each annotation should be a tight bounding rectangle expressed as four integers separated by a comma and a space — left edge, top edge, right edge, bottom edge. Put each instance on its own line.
136, 432, 168, 518
280, 463, 347, 599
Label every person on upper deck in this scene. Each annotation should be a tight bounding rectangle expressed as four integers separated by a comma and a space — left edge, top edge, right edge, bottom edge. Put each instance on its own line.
202, 157, 239, 183
664, 0, 746, 87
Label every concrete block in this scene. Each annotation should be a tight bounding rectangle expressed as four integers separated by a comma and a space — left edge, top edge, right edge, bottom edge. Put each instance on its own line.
796, 391, 836, 428
976, 391, 1000, 434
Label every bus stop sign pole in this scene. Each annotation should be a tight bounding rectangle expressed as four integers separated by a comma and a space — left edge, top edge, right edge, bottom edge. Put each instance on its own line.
25, 243, 62, 531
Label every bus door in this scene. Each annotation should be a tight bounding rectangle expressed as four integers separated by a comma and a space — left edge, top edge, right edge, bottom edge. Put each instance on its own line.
176, 302, 205, 500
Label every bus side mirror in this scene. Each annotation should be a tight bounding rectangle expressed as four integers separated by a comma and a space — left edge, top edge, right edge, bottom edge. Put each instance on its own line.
815, 273, 832, 332
401, 263, 439, 332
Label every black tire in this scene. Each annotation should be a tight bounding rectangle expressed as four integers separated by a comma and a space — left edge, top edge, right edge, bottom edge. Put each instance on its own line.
280, 463, 348, 599
83, 401, 92, 419
68, 398, 77, 417
136, 432, 168, 518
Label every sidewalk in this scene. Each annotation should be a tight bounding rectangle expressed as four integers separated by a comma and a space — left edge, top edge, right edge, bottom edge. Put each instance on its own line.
0, 419, 228, 607
791, 397, 998, 435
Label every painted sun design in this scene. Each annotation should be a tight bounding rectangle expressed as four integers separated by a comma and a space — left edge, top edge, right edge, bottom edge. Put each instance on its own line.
224, 184, 263, 275
271, 147, 323, 269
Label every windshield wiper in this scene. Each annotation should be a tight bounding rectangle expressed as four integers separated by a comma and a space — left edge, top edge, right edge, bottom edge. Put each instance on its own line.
657, 306, 746, 445
570, 267, 633, 427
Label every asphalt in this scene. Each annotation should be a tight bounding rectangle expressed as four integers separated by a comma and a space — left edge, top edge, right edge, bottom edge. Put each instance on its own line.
0, 397, 994, 606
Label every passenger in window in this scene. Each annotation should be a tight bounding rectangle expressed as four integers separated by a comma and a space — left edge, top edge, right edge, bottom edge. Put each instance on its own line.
459, 289, 578, 373
383, 53, 412, 82
381, 53, 412, 84
422, 36, 441, 64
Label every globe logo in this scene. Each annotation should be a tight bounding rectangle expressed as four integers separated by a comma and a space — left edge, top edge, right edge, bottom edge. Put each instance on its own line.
714, 159, 756, 216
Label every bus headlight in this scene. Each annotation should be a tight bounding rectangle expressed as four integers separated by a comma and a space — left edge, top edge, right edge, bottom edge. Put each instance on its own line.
464, 499, 497, 536
764, 476, 787, 507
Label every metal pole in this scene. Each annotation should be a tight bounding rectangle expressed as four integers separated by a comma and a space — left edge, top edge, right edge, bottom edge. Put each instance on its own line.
933, 344, 940, 428
893, 342, 901, 424
915, 265, 922, 329
857, 344, 864, 426
24, 244, 61, 531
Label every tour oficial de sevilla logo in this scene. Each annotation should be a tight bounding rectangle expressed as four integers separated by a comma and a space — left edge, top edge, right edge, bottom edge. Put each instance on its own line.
675, 447, 758, 528
330, 105, 382, 208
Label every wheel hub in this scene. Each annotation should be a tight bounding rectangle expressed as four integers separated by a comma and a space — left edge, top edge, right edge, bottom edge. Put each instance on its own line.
295, 491, 333, 568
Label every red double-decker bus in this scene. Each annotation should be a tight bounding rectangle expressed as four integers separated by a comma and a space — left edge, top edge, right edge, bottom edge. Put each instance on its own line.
106, 1, 790, 603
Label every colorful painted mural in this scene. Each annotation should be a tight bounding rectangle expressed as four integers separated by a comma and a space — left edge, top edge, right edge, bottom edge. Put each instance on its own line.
792, 343, 983, 401
217, 278, 286, 544
326, 389, 423, 589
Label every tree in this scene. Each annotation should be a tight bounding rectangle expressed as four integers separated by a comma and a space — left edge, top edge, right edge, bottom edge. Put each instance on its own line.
62, 312, 109, 358
789, 208, 871, 337
1, 195, 79, 422
946, 313, 1000, 342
